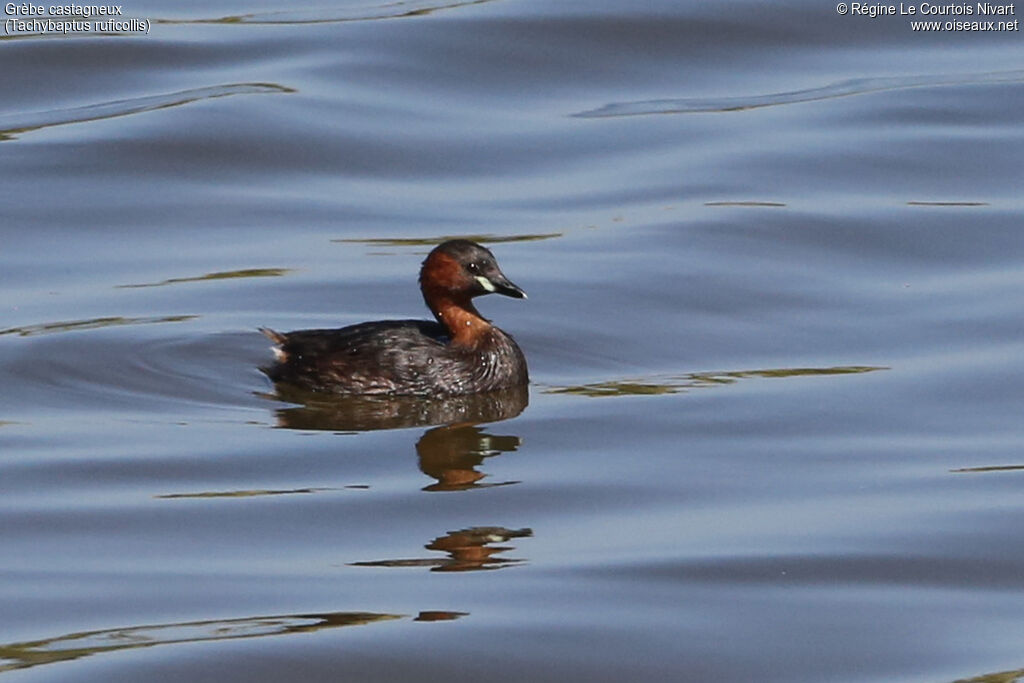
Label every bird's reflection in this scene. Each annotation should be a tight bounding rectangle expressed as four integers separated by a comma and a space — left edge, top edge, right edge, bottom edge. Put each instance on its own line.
262, 383, 533, 568
416, 423, 521, 491
351, 526, 533, 572
267, 383, 528, 433
263, 383, 528, 490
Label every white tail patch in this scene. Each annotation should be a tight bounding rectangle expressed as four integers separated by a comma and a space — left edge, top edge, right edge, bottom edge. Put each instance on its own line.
259, 327, 289, 361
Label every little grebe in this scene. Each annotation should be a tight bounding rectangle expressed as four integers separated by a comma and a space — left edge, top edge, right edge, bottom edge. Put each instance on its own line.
261, 239, 528, 396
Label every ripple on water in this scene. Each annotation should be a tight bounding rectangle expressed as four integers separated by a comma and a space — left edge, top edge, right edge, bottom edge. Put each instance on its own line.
0, 84, 293, 142
543, 365, 888, 397
0, 611, 407, 675
0, 329, 271, 414
574, 69, 1024, 117
153, 0, 494, 25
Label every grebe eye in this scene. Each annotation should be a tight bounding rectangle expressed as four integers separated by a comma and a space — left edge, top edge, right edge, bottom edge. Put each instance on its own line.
466, 262, 481, 275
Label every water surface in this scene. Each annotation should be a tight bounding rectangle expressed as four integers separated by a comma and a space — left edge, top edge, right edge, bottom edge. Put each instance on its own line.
2, 1, 1024, 681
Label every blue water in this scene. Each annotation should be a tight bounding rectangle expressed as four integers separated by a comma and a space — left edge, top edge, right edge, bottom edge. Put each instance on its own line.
2, 1, 1023, 681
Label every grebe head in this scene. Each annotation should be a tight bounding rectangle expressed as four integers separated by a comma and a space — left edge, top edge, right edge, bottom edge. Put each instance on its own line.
419, 240, 526, 302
